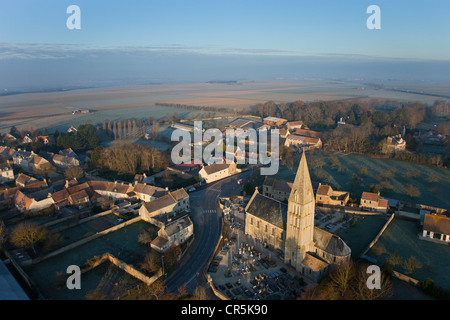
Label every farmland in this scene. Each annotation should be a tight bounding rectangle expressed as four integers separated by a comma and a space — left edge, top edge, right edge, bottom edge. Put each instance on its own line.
1, 79, 448, 134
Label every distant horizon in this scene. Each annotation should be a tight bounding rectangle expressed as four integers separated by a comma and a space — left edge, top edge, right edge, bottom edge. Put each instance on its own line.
1, 1, 449, 91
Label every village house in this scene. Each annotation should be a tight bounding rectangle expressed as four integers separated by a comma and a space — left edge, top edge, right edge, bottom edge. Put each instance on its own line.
263, 116, 288, 127
0, 165, 14, 183
59, 148, 77, 159
422, 213, 450, 244
15, 173, 38, 187
151, 215, 194, 253
52, 181, 97, 210
133, 173, 154, 185
12, 149, 35, 171
52, 154, 80, 169
132, 182, 167, 202
284, 134, 322, 150
382, 134, 407, 154
139, 188, 190, 224
360, 192, 388, 213
262, 177, 293, 202
1, 133, 17, 144
22, 134, 33, 144
87, 180, 134, 201
67, 125, 77, 133
316, 183, 350, 207
14, 190, 54, 213
172, 160, 202, 173
291, 128, 323, 139
198, 162, 239, 184
278, 128, 290, 139
34, 136, 50, 144
286, 120, 303, 130
337, 117, 346, 127
29, 155, 53, 173
0, 145, 16, 159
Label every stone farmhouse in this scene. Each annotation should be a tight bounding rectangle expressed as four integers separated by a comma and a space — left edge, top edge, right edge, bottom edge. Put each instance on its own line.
199, 163, 239, 184
422, 214, 450, 244
284, 134, 322, 150
151, 215, 194, 253
15, 173, 38, 187
51, 154, 80, 169
263, 116, 288, 127
286, 121, 303, 131
360, 192, 388, 213
139, 188, 190, 225
316, 183, 350, 207
382, 134, 406, 154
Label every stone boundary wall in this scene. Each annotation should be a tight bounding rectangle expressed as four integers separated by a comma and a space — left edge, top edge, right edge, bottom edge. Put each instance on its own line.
318, 205, 385, 216
392, 270, 420, 287
32, 216, 142, 264
208, 276, 229, 300
206, 202, 228, 300
82, 253, 163, 286
360, 213, 395, 257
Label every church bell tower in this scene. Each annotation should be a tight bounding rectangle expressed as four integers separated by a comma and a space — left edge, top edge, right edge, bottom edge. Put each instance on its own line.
284, 150, 315, 270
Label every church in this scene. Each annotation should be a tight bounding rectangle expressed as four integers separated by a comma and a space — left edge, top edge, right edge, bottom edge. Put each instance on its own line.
244, 151, 351, 282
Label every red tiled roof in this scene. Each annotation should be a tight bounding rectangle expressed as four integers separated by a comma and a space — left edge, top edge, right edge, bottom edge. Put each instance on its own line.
317, 184, 332, 196
361, 192, 379, 202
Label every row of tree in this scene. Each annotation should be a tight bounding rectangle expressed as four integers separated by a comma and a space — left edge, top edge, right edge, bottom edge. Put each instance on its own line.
91, 143, 169, 175
251, 99, 448, 131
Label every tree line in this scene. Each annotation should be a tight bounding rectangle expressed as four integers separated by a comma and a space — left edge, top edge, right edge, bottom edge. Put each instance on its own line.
90, 143, 169, 176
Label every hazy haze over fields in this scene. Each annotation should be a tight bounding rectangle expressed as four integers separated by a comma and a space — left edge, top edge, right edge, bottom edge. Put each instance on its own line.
0, 1, 449, 91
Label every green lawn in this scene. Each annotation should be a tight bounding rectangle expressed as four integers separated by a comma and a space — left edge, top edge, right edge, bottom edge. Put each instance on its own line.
367, 218, 450, 292
25, 220, 157, 299
335, 215, 389, 259
277, 151, 450, 209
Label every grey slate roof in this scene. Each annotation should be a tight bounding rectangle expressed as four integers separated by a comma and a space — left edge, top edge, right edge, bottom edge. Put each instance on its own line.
246, 192, 287, 229
313, 227, 351, 257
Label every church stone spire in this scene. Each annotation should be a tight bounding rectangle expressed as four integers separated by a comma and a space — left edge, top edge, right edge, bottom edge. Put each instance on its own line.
288, 150, 314, 205
284, 150, 316, 270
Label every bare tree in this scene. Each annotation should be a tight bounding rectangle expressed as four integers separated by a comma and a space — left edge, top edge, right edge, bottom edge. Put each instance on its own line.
140, 251, 161, 274
117, 121, 122, 139
64, 166, 84, 180
354, 264, 393, 300
10, 222, 49, 255
328, 261, 355, 298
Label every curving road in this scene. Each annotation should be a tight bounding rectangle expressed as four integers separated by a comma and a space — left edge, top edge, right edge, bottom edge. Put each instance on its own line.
165, 170, 253, 293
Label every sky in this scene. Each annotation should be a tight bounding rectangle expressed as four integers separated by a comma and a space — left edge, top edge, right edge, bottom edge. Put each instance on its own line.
1, 0, 450, 90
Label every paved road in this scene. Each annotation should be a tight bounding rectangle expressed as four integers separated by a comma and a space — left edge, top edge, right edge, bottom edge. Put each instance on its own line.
165, 170, 253, 293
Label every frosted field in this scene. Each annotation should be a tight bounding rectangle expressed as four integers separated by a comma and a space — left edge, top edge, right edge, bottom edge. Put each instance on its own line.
0, 80, 448, 133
